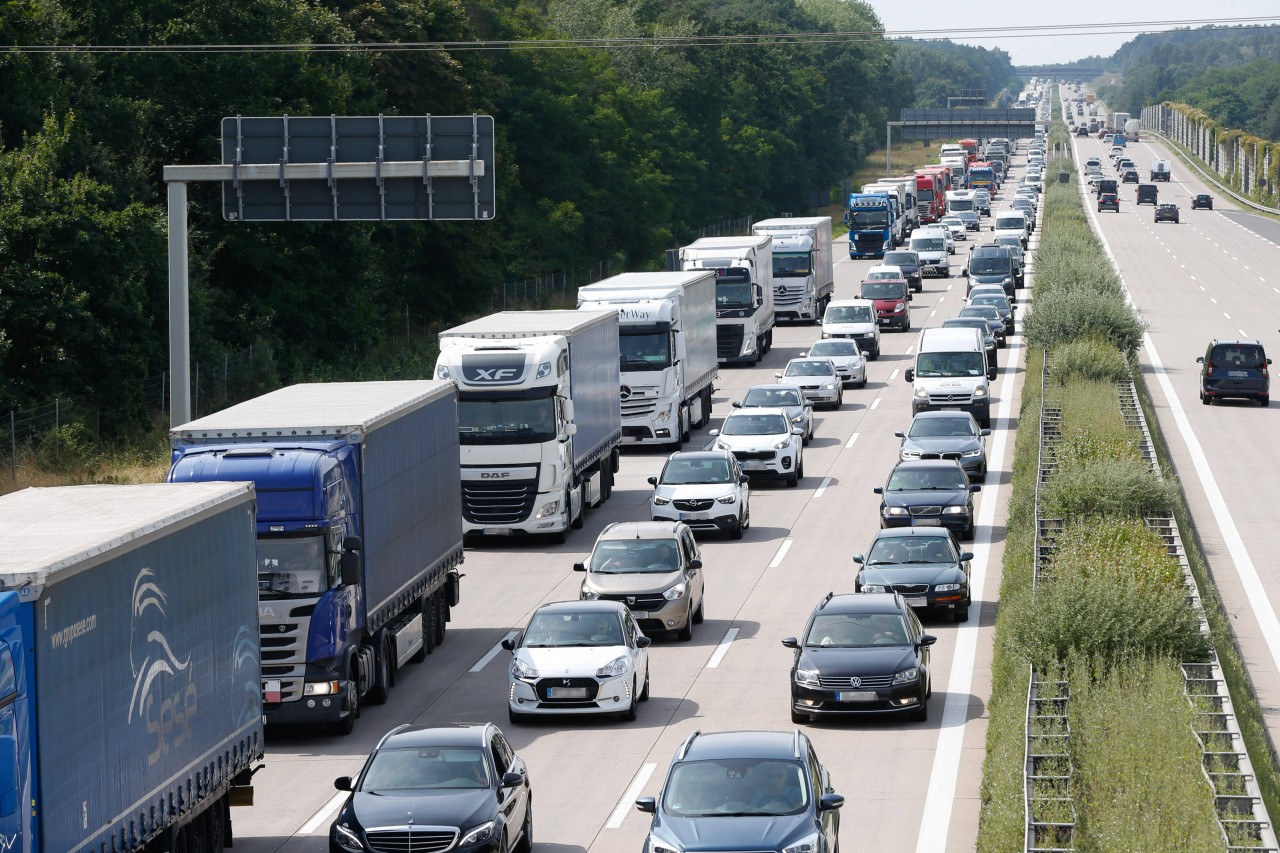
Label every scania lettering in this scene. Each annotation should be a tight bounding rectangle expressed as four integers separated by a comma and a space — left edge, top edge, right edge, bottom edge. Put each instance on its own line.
577, 271, 719, 446
752, 216, 836, 324
679, 235, 777, 364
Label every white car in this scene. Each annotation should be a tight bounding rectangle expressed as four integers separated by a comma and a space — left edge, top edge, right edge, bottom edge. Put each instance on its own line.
775, 357, 843, 409
803, 339, 867, 388
503, 600, 651, 722
648, 451, 749, 538
822, 298, 881, 359
940, 216, 968, 243
709, 408, 805, 487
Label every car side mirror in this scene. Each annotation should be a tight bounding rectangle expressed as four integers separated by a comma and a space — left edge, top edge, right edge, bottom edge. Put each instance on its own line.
971, 484, 982, 493
781, 636, 800, 649
774, 373, 783, 380
905, 369, 915, 382
792, 428, 805, 436
800, 351, 809, 357
852, 554, 865, 564
980, 429, 991, 437
961, 551, 974, 561
647, 476, 658, 486
502, 771, 525, 788
740, 475, 750, 484
501, 637, 517, 651
919, 634, 939, 647
873, 486, 884, 495
335, 776, 353, 791
961, 269, 969, 277
573, 562, 586, 573
635, 796, 657, 814
689, 558, 703, 570
708, 429, 720, 437
819, 793, 846, 811
636, 636, 652, 649
893, 431, 906, 438
731, 401, 742, 408
1196, 357, 1204, 363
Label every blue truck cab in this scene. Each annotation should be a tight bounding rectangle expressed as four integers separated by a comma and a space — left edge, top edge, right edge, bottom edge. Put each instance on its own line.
845, 193, 896, 259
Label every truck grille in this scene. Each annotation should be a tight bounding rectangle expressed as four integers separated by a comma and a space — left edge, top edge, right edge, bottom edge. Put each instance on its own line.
259, 602, 315, 704
364, 828, 458, 853
621, 399, 657, 418
716, 326, 745, 360
774, 285, 806, 309
853, 233, 884, 250
462, 477, 538, 525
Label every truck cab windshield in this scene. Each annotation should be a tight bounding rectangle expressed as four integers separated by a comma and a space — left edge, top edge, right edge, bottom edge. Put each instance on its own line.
457, 396, 557, 444
848, 210, 889, 227
948, 200, 974, 212
259, 536, 329, 598
620, 330, 672, 371
716, 281, 754, 311
773, 252, 813, 278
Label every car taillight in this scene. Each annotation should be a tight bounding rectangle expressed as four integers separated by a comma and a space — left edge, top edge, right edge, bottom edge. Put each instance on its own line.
1205, 361, 1213, 377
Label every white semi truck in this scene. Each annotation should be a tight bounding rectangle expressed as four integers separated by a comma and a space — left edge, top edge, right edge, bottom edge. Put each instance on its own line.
875, 178, 921, 235
436, 310, 623, 542
680, 235, 776, 364
576, 271, 719, 446
752, 216, 835, 324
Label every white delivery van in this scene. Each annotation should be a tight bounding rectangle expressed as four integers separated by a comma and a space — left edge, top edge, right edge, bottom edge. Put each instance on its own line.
909, 228, 950, 278
904, 327, 991, 427
992, 210, 1029, 247
822, 298, 881, 360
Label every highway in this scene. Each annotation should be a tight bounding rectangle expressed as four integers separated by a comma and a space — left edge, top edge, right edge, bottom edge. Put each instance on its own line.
226, 163, 1040, 853
1069, 120, 1280, 768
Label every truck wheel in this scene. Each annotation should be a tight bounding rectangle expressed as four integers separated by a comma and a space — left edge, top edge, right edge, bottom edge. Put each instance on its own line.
414, 594, 433, 661
435, 593, 448, 647
679, 407, 690, 445
367, 639, 391, 705
330, 677, 358, 736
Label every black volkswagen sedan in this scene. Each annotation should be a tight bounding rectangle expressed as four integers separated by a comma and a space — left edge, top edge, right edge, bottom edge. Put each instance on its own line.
874, 459, 980, 540
330, 723, 533, 853
852, 528, 973, 621
783, 592, 936, 722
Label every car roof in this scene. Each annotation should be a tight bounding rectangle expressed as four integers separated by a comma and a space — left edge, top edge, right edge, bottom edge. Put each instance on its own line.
679, 729, 808, 762
746, 383, 804, 394
818, 592, 907, 616
533, 599, 630, 616
869, 526, 957, 542
911, 410, 977, 422
379, 723, 493, 750
597, 520, 686, 541
827, 298, 875, 308
726, 407, 789, 418
893, 458, 968, 472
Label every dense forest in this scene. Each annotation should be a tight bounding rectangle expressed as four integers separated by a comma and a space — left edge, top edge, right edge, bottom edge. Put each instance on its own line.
0, 1, 1012, 432
1098, 25, 1280, 141
891, 39, 1020, 108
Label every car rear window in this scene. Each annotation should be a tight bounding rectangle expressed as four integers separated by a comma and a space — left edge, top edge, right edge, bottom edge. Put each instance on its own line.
1210, 345, 1266, 369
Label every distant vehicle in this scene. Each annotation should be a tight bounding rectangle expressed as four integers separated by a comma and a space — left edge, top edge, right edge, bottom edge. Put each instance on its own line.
1150, 160, 1172, 182
881, 249, 924, 292
1192, 193, 1214, 210
853, 527, 974, 621
736, 384, 814, 444
1136, 184, 1158, 205
959, 304, 1007, 348
775, 357, 844, 410
940, 216, 967, 242
1098, 192, 1120, 212
1154, 203, 1180, 223
803, 339, 868, 388
647, 452, 751, 538
860, 278, 912, 332
941, 317, 999, 377
1198, 339, 1271, 406
967, 292, 1016, 337
1121, 169, 1139, 184
1076, 125, 1090, 136
822, 299, 881, 358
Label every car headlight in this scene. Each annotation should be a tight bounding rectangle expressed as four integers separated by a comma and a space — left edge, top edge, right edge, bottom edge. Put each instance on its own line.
664, 582, 688, 601
773, 439, 791, 450
653, 495, 671, 506
1003, 277, 1013, 286
894, 303, 906, 312
935, 583, 963, 592
512, 658, 539, 679
962, 448, 983, 457
914, 386, 928, 398
791, 414, 806, 424
715, 440, 732, 451
943, 505, 968, 515
534, 500, 560, 520
861, 584, 888, 593
883, 506, 909, 516
901, 448, 921, 459
973, 385, 988, 397
822, 383, 835, 390
784, 832, 821, 853
893, 667, 921, 685
715, 493, 738, 505
649, 836, 682, 853
333, 823, 363, 853
795, 667, 820, 687
597, 655, 631, 678
459, 821, 496, 847
582, 587, 602, 600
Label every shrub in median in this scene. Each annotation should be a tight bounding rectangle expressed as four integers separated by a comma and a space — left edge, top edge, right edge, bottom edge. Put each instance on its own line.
1051, 337, 1131, 384
1024, 287, 1145, 356
1050, 518, 1186, 590
1043, 457, 1178, 518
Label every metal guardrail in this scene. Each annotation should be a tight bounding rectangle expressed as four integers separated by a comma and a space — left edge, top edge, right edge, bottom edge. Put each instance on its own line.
1137, 124, 1280, 218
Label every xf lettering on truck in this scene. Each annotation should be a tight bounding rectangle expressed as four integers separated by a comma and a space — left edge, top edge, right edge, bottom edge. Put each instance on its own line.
468, 367, 520, 381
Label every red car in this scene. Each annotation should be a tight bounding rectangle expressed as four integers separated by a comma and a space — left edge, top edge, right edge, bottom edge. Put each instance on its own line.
859, 278, 912, 332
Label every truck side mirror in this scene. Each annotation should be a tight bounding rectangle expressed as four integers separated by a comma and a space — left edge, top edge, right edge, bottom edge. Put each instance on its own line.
563, 423, 578, 438
343, 535, 363, 552
755, 284, 764, 304
340, 551, 361, 587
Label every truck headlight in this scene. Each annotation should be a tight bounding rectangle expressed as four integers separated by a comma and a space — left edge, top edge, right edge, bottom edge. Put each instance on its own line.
664, 583, 688, 601
304, 681, 341, 696
535, 500, 561, 519
512, 658, 539, 679
597, 656, 630, 678
655, 406, 672, 423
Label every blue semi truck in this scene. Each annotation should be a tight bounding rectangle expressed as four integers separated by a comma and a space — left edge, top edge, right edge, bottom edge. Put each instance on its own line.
845, 192, 898, 259
168, 380, 464, 735
0, 482, 263, 852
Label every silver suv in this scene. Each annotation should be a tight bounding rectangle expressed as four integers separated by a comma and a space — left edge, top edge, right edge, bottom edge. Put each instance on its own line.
575, 521, 706, 640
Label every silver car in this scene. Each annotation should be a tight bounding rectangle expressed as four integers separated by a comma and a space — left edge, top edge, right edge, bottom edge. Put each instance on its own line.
736, 384, 813, 444
895, 410, 990, 480
775, 358, 843, 409
802, 340, 867, 388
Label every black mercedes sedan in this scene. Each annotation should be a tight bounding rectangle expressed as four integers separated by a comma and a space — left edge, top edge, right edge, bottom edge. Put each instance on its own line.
852, 528, 973, 622
783, 592, 937, 722
874, 459, 981, 540
330, 723, 533, 853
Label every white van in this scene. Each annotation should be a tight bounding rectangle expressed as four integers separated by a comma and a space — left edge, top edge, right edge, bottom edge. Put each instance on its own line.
909, 228, 950, 278
993, 211, 1030, 246
904, 327, 991, 427
822, 298, 881, 359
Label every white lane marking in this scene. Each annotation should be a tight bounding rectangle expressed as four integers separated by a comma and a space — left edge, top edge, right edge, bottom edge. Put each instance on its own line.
870, 398, 882, 410
606, 763, 657, 829
846, 432, 860, 449
470, 631, 518, 672
929, 310, 937, 319
815, 476, 833, 497
769, 538, 794, 568
889, 368, 900, 381
1245, 265, 1251, 271
938, 296, 946, 304
906, 345, 915, 355
914, 332, 1021, 853
1224, 313, 1232, 320
1240, 330, 1249, 338
946, 283, 954, 291
1200, 285, 1206, 291
706, 627, 740, 669
1210, 297, 1218, 304
301, 791, 349, 834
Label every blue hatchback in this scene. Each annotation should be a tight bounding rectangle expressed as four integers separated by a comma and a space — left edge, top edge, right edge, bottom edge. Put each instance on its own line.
637, 730, 844, 853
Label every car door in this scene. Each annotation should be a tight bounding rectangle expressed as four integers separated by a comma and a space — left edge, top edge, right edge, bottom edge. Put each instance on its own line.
624, 609, 648, 683
490, 729, 527, 838
681, 527, 705, 608
809, 745, 840, 850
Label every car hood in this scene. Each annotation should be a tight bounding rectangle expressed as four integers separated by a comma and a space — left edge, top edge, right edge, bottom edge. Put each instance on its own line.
799, 645, 917, 677
655, 810, 814, 851
858, 562, 965, 587
717, 434, 791, 452
517, 644, 632, 676
866, 297, 907, 310
817, 354, 862, 368
742, 404, 806, 422
882, 489, 969, 508
348, 787, 493, 833
901, 437, 981, 457
585, 569, 683, 596
654, 482, 739, 502
779, 376, 835, 389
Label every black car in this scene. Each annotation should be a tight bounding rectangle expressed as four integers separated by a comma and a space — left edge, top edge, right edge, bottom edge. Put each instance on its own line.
895, 410, 991, 479
1121, 169, 1139, 183
1098, 192, 1120, 212
853, 528, 973, 622
958, 305, 1007, 348
1198, 339, 1271, 406
968, 293, 1015, 337
1136, 183, 1158, 205
882, 250, 924, 293
1075, 125, 1089, 136
330, 723, 533, 853
636, 730, 843, 851
874, 459, 980, 540
1191, 193, 1214, 210
942, 317, 998, 378
782, 592, 937, 721
1154, 203, 1179, 223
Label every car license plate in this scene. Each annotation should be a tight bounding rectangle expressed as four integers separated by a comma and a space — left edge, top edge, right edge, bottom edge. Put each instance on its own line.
913, 518, 942, 526
905, 596, 928, 608
679, 511, 709, 521
630, 612, 649, 620
836, 691, 877, 702
1229, 371, 1249, 377
743, 461, 769, 471
264, 680, 282, 704
547, 687, 588, 699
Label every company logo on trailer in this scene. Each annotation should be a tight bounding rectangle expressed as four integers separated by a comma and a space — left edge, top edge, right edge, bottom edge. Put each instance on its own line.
129, 568, 198, 766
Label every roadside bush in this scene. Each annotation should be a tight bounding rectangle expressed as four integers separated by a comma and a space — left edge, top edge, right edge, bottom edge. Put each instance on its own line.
1051, 518, 1186, 590
1024, 288, 1145, 356
1043, 457, 1177, 518
1069, 655, 1222, 851
1055, 378, 1141, 468
1051, 337, 1130, 384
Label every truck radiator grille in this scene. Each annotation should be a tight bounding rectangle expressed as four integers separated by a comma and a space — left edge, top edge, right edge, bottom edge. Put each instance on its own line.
462, 478, 538, 525
853, 233, 884, 250
621, 399, 657, 418
927, 392, 974, 404
365, 828, 459, 853
259, 611, 310, 703
775, 286, 806, 308
716, 326, 745, 360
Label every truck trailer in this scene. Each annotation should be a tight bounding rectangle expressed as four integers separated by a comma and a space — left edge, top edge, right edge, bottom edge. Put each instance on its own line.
752, 216, 835, 324
679, 236, 777, 364
576, 271, 719, 445
169, 380, 464, 735
437, 311, 623, 538
0, 482, 263, 852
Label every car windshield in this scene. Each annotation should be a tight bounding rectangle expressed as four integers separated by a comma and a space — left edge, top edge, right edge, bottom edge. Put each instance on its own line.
909, 416, 977, 439
825, 305, 872, 324
743, 387, 803, 408
972, 296, 1009, 311
912, 238, 944, 251
773, 252, 812, 278
866, 536, 957, 565
808, 341, 858, 357
969, 259, 1010, 276
1210, 345, 1266, 369
360, 747, 490, 792
523, 611, 625, 645
784, 360, 833, 377
883, 253, 916, 266
887, 467, 968, 491
663, 759, 809, 817
914, 352, 985, 378
661, 457, 734, 486
861, 282, 906, 299
804, 613, 910, 648
722, 414, 788, 436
